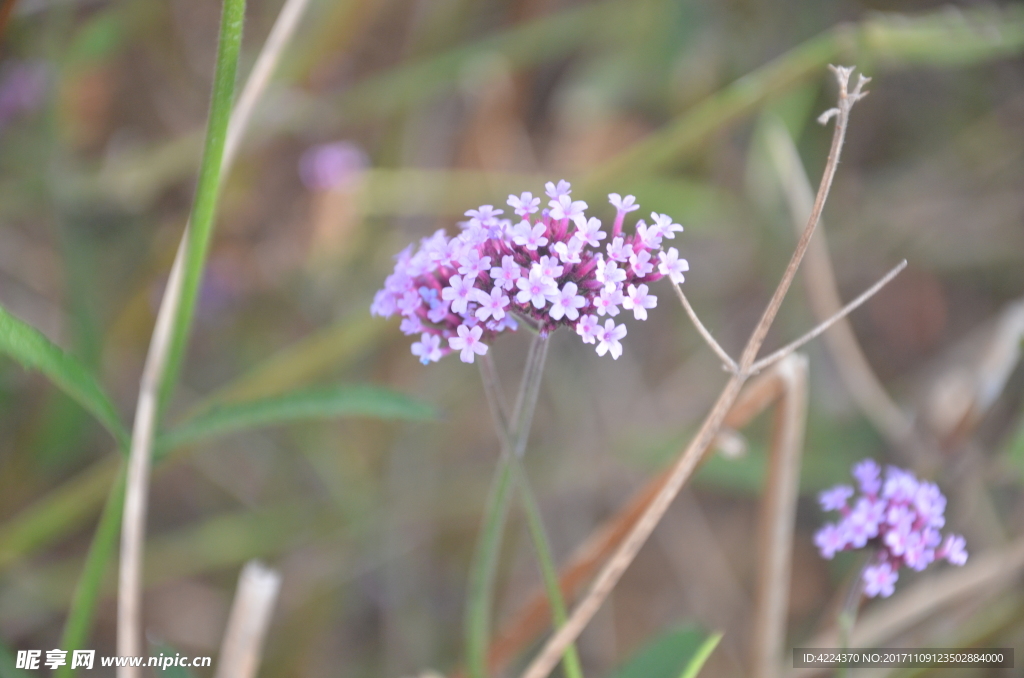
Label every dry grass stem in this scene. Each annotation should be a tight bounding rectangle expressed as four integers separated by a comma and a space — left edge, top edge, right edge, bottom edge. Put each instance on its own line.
116, 0, 312, 671
480, 360, 801, 675
222, 0, 312, 169
751, 354, 808, 678
214, 561, 282, 678
763, 120, 920, 453
747, 260, 907, 376
117, 237, 186, 675
673, 283, 739, 372
519, 65, 867, 678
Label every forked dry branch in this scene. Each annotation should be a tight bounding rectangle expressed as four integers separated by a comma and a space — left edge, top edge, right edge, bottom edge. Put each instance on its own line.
518, 64, 872, 678
471, 357, 810, 677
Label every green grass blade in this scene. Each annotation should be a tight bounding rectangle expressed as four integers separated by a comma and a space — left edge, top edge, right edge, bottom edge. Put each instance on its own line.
608, 625, 708, 678
158, 0, 247, 410
581, 30, 839, 192
583, 5, 1024, 194
185, 312, 384, 412
510, 459, 584, 678
0, 456, 119, 574
679, 632, 722, 678
465, 455, 514, 678
159, 385, 434, 451
0, 641, 31, 678
55, 469, 125, 678
304, 0, 623, 129
0, 305, 128, 450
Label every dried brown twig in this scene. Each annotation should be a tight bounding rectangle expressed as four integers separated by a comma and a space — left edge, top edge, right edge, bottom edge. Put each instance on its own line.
751, 354, 808, 678
762, 119, 924, 457
116, 0, 312, 672
519, 65, 870, 678
214, 561, 282, 678
473, 354, 815, 677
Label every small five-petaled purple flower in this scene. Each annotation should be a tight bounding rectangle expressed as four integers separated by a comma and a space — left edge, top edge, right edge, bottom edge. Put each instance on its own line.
815, 459, 967, 598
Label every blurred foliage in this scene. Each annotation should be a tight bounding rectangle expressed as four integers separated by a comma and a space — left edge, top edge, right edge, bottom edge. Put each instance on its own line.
0, 0, 1023, 676
605, 624, 712, 678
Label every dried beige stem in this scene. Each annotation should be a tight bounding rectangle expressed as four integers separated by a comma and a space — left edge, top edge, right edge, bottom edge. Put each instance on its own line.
474, 361, 799, 678
673, 283, 738, 372
519, 66, 869, 678
116, 0, 311, 673
222, 0, 313, 170
747, 260, 907, 376
762, 119, 920, 453
751, 354, 808, 678
214, 561, 282, 678
117, 237, 186, 673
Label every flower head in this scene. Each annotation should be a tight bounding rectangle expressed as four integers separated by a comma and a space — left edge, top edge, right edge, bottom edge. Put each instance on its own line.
371, 180, 686, 363
814, 459, 967, 597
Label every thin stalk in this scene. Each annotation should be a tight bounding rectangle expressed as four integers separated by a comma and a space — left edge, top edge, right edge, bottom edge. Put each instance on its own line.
511, 458, 584, 678
55, 467, 126, 678
465, 457, 515, 678
213, 561, 282, 678
747, 260, 907, 376
466, 337, 582, 678
838, 556, 869, 678
117, 1, 245, 673
519, 66, 869, 678
672, 283, 738, 372
158, 0, 247, 409
750, 355, 808, 678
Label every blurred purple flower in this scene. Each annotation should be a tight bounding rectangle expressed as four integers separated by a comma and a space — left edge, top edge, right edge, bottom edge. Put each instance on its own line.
815, 459, 967, 597
298, 141, 368, 191
0, 61, 48, 132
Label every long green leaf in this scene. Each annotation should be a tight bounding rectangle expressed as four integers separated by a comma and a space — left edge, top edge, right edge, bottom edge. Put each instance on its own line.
185, 311, 383, 412
56, 469, 125, 678
0, 305, 128, 450
0, 456, 118, 573
679, 632, 722, 678
0, 640, 31, 678
22, 503, 319, 613
160, 385, 434, 451
465, 455, 515, 678
608, 625, 709, 678
583, 5, 1024, 192
158, 0, 246, 410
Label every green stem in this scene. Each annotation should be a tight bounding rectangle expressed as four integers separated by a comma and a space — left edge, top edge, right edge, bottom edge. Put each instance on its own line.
56, 1, 246, 670
465, 454, 515, 678
837, 555, 869, 678
464, 338, 583, 678
159, 0, 247, 411
55, 467, 125, 678
509, 456, 584, 678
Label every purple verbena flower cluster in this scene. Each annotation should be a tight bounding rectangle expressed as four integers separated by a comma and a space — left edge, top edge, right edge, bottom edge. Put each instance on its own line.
371, 180, 689, 364
815, 459, 968, 598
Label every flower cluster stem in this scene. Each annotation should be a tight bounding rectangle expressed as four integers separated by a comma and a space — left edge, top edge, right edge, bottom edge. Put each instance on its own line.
837, 555, 869, 678
466, 335, 583, 678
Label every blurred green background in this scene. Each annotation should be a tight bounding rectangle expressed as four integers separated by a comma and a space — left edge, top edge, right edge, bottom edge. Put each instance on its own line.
1, 0, 1023, 676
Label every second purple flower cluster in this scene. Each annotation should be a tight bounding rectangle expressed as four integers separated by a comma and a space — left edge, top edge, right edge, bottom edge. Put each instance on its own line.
815, 459, 967, 598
